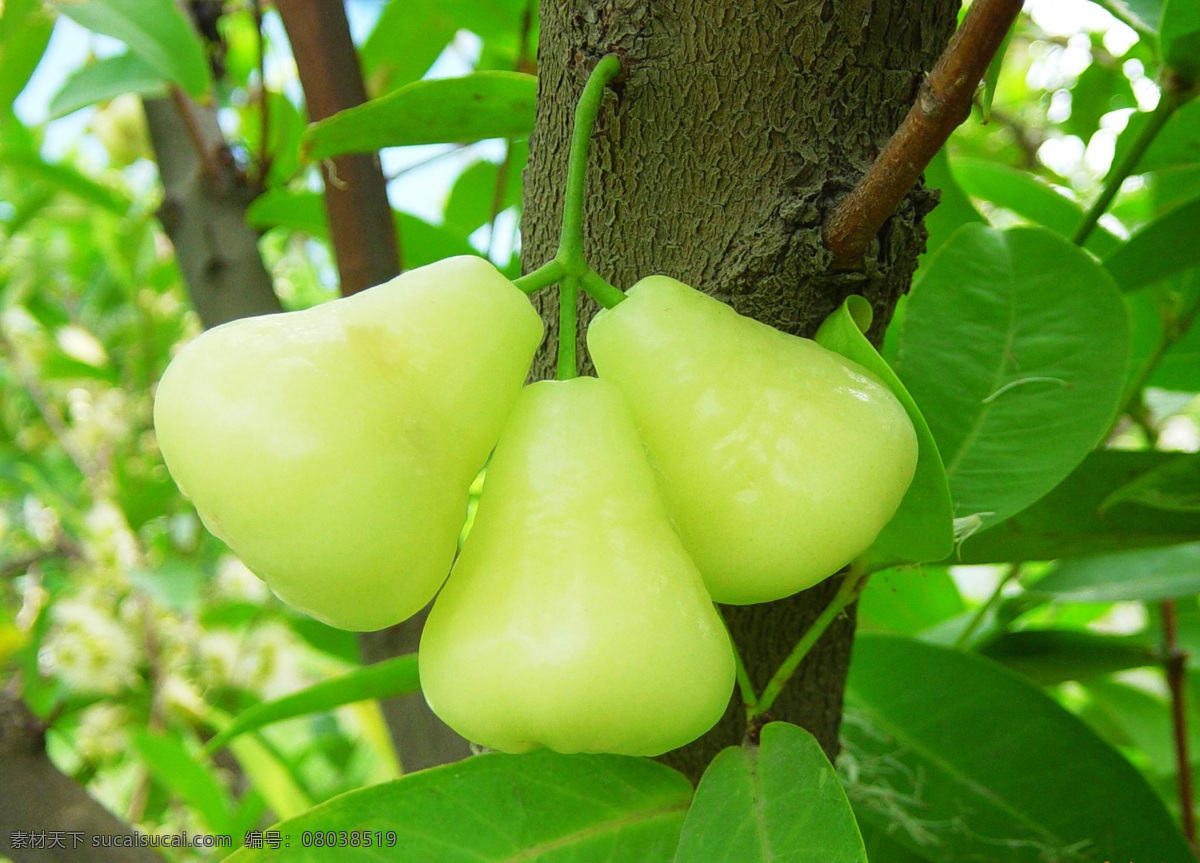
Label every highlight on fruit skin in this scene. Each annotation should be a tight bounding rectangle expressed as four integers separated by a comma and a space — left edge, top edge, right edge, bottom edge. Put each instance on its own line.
152, 256, 544, 632
587, 275, 918, 605
419, 376, 736, 757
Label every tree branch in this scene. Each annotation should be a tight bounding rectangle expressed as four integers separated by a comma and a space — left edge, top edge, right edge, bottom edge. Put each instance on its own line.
276, 0, 402, 291
823, 0, 1023, 270
143, 93, 282, 328
0, 694, 164, 863
276, 0, 469, 771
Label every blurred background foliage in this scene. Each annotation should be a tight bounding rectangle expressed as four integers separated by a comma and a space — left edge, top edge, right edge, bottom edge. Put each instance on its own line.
1, 0, 1200, 859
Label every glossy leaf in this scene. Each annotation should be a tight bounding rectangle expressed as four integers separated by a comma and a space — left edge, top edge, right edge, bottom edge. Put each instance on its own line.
980, 629, 1158, 685
1032, 541, 1200, 602
206, 654, 419, 754
304, 72, 537, 161
443, 143, 528, 237
844, 634, 1195, 863
980, 24, 1013, 123
225, 749, 691, 862
1161, 0, 1200, 81
1104, 195, 1200, 291
921, 148, 983, 263
894, 225, 1129, 532
49, 52, 166, 118
1093, 0, 1163, 34
1103, 452, 1200, 512
51, 0, 212, 98
133, 731, 235, 834
857, 566, 964, 636
1112, 98, 1200, 174
673, 722, 866, 863
245, 189, 478, 269
0, 0, 54, 114
815, 296, 954, 564
952, 158, 1120, 255
957, 450, 1200, 562
361, 0, 526, 95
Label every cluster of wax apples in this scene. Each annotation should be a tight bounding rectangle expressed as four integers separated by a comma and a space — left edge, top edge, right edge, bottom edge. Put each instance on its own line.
154, 256, 917, 757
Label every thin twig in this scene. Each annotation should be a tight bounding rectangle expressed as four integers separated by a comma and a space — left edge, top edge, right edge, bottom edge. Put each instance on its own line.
168, 87, 223, 185
823, 0, 1024, 270
1162, 599, 1197, 850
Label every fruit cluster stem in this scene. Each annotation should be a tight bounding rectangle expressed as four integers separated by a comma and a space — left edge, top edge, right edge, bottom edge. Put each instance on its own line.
512, 55, 626, 309
557, 277, 579, 380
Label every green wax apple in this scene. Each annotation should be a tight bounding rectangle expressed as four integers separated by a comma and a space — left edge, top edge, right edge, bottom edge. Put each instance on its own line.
588, 275, 917, 604
420, 377, 734, 756
153, 256, 543, 630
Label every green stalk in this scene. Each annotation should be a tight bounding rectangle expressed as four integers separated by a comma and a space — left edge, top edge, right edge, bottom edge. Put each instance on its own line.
1073, 87, 1183, 246
752, 560, 869, 719
557, 277, 579, 380
513, 259, 564, 294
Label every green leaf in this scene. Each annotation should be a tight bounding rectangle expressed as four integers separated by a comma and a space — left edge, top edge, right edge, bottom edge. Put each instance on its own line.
844, 634, 1195, 863
921, 148, 983, 263
1032, 541, 1200, 602
443, 142, 527, 237
857, 567, 964, 636
1092, 0, 1163, 34
0, 0, 54, 113
49, 52, 166, 118
133, 731, 235, 834
1103, 452, 1200, 512
980, 24, 1014, 123
304, 72, 537, 161
894, 225, 1129, 532
205, 654, 419, 754
246, 188, 478, 271
1161, 0, 1200, 81
51, 0, 212, 98
673, 723, 866, 863
815, 296, 954, 564
0, 147, 130, 213
361, 0, 525, 95
979, 629, 1158, 685
225, 749, 691, 862
1065, 60, 1136, 143
952, 157, 1120, 255
1112, 98, 1200, 174
1104, 195, 1200, 291
957, 450, 1200, 563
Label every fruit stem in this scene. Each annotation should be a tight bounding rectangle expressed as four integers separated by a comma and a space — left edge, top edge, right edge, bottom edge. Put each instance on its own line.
554, 54, 626, 306
752, 559, 870, 719
514, 259, 565, 294
731, 639, 759, 719
557, 277, 579, 380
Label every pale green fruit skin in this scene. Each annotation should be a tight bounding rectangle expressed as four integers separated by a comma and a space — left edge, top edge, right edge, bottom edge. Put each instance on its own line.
587, 276, 918, 605
420, 377, 735, 756
153, 256, 543, 631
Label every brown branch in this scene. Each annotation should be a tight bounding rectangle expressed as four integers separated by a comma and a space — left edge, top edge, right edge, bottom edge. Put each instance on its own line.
823, 0, 1023, 270
276, 0, 402, 292
1162, 599, 1197, 850
0, 694, 164, 863
167, 87, 222, 185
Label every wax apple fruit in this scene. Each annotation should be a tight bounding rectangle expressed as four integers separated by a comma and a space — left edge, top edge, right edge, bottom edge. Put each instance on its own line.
153, 256, 543, 631
587, 276, 917, 605
420, 377, 734, 756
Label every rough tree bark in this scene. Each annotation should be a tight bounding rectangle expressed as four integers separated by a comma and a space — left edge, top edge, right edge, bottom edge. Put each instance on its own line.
520, 0, 959, 779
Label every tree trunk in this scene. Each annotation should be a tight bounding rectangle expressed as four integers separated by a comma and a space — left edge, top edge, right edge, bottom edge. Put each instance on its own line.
520, 0, 958, 780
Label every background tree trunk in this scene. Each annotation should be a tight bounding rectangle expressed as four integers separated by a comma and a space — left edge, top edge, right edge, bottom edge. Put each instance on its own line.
520, 0, 959, 780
